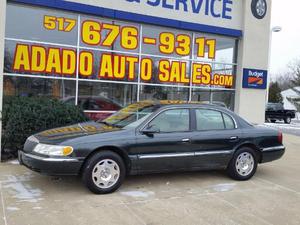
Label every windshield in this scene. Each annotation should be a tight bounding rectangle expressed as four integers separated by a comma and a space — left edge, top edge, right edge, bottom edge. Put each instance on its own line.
101, 101, 159, 128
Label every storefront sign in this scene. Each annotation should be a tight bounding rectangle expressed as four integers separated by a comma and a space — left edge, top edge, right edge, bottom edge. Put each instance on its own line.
242, 68, 267, 89
10, 15, 234, 88
65, 0, 243, 31
125, 0, 234, 19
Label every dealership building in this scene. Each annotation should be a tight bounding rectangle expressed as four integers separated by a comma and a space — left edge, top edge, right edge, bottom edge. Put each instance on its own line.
0, 0, 271, 132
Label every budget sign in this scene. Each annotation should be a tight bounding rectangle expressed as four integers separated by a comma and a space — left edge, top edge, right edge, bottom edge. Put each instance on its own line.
242, 68, 268, 89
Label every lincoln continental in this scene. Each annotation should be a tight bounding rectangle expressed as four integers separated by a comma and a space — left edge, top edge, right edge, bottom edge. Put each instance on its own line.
19, 101, 285, 194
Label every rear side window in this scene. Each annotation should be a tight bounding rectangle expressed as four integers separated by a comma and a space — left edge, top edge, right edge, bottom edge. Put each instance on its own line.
196, 109, 224, 130
149, 109, 190, 132
195, 109, 236, 131
223, 113, 235, 129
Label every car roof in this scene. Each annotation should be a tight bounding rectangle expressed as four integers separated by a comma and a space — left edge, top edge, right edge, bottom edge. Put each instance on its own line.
134, 100, 225, 109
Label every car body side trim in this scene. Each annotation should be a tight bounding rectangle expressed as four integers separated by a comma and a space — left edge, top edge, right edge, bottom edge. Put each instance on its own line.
138, 150, 233, 159
23, 152, 81, 162
194, 150, 233, 156
262, 146, 285, 152
138, 152, 194, 159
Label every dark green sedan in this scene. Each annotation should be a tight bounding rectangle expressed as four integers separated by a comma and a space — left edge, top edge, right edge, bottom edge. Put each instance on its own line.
19, 101, 285, 194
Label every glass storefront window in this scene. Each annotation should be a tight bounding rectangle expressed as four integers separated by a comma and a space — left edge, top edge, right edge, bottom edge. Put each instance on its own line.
3, 76, 75, 99
139, 85, 189, 101
5, 40, 77, 79
191, 89, 211, 102
4, 3, 238, 119
80, 16, 140, 54
211, 90, 235, 110
78, 81, 137, 108
6, 3, 78, 46
78, 50, 139, 82
142, 25, 193, 58
139, 56, 190, 86
193, 34, 237, 64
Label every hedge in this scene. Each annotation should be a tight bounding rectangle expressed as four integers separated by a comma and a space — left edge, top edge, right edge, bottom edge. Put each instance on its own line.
1, 96, 88, 160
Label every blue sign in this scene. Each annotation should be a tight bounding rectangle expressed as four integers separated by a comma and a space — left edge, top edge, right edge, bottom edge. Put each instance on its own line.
242, 68, 268, 89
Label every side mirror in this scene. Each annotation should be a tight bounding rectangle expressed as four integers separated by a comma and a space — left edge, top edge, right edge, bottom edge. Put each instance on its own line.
141, 125, 160, 136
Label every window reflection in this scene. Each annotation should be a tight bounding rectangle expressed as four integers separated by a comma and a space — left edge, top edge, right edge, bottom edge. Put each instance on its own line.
3, 76, 75, 99
139, 85, 189, 101
6, 3, 78, 45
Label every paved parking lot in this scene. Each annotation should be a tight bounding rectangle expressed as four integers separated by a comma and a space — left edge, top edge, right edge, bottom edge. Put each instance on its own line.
0, 134, 299, 225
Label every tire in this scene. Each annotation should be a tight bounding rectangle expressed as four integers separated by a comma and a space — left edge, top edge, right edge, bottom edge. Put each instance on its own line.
82, 151, 126, 194
270, 119, 276, 123
227, 147, 258, 181
284, 116, 291, 124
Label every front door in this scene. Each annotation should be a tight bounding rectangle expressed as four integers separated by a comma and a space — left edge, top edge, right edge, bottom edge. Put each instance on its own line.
134, 108, 194, 173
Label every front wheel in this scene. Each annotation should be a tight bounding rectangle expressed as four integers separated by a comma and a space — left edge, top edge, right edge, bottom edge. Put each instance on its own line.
82, 151, 125, 194
227, 147, 258, 181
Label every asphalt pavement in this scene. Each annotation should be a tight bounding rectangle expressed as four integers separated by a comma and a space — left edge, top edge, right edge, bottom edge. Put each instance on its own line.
0, 134, 299, 225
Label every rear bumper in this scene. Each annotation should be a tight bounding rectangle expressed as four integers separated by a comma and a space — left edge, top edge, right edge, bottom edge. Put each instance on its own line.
261, 145, 285, 163
18, 151, 84, 175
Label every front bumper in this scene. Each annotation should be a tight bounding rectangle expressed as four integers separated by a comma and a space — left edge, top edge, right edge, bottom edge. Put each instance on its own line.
18, 151, 84, 175
261, 145, 285, 163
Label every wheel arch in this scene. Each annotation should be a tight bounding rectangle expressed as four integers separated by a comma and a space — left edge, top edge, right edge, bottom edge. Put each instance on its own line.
80, 146, 131, 175
234, 143, 262, 163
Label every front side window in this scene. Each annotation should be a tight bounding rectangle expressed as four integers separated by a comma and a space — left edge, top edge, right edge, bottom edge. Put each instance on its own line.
103, 101, 158, 128
148, 109, 190, 133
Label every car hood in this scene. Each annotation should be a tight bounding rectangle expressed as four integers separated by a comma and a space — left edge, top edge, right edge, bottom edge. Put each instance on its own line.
34, 121, 122, 144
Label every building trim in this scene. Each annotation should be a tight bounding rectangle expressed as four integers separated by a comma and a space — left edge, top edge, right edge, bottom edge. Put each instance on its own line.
10, 0, 243, 37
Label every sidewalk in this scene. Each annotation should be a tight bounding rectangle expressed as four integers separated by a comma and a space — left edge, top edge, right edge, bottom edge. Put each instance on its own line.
0, 134, 299, 225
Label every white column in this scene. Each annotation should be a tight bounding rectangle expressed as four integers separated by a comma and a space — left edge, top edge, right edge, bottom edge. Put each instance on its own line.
0, 1, 7, 161
234, 0, 272, 124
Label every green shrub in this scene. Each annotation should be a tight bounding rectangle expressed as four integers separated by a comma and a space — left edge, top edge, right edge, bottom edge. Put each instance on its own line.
1, 96, 88, 159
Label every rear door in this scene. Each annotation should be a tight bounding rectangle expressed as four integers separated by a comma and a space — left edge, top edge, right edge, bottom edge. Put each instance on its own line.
190, 108, 242, 169
134, 108, 194, 173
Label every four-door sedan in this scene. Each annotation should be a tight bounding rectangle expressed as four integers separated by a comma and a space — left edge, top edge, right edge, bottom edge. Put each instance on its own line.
19, 100, 285, 194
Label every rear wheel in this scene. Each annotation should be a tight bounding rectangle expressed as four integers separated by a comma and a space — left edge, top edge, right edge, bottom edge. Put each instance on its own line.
284, 116, 291, 124
227, 147, 258, 181
82, 151, 125, 194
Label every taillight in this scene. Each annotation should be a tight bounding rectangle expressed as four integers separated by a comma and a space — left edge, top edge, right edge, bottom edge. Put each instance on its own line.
278, 131, 283, 144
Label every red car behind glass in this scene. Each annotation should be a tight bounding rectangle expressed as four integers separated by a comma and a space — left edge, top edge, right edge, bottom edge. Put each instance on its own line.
62, 96, 121, 121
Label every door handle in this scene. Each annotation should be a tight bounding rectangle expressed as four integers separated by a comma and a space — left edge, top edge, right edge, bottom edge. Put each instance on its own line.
181, 138, 190, 143
229, 136, 238, 141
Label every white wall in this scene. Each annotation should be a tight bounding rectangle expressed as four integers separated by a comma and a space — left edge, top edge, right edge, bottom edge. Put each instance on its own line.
234, 0, 272, 124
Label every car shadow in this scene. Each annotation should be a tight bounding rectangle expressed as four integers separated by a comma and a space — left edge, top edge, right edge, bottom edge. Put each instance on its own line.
32, 170, 230, 194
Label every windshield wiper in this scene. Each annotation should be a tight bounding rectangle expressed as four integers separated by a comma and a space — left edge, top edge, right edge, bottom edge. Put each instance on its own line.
97, 121, 123, 128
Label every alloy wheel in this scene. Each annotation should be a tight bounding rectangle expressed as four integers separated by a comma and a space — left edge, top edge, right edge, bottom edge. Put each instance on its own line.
92, 159, 120, 189
235, 152, 255, 176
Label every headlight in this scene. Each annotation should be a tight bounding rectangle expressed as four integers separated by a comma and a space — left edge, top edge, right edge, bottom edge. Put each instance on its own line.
33, 144, 73, 156
27, 135, 39, 143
